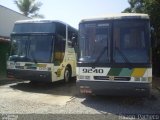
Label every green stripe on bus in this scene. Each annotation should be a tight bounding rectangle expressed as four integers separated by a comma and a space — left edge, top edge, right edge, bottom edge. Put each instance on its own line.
119, 68, 133, 76
107, 68, 122, 76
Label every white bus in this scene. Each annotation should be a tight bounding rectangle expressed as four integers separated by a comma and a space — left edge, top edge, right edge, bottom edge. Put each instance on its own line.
7, 20, 78, 83
77, 14, 152, 96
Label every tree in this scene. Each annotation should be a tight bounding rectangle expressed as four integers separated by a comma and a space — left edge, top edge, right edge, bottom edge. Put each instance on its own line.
144, 0, 160, 45
14, 0, 44, 18
122, 0, 145, 13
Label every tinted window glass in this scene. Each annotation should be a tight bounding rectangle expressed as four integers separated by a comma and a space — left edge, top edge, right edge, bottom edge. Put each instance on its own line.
10, 35, 53, 63
13, 23, 55, 33
54, 23, 66, 65
113, 20, 150, 63
79, 22, 110, 63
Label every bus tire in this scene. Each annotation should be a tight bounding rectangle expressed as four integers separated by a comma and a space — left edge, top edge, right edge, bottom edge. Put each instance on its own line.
64, 67, 71, 83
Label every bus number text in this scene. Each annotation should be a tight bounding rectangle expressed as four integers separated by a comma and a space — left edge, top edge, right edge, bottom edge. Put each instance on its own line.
82, 68, 104, 73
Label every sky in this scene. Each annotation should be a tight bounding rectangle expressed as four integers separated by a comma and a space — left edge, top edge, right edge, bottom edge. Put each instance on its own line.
0, 0, 129, 28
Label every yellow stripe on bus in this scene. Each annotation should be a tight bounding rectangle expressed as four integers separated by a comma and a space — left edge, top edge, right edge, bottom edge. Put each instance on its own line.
131, 68, 146, 77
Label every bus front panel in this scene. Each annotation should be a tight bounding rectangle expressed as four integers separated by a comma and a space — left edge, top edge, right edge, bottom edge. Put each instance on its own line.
77, 16, 152, 96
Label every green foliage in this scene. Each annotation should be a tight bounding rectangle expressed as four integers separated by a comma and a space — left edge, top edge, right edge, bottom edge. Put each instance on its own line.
14, 0, 44, 18
144, 0, 160, 45
0, 42, 10, 76
122, 0, 145, 13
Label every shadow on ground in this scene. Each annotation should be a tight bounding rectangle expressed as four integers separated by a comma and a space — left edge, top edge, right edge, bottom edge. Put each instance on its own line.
9, 79, 78, 96
81, 89, 160, 115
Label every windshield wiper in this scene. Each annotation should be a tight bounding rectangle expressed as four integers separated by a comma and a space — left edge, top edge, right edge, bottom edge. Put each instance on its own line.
94, 46, 108, 65
31, 52, 37, 63
93, 46, 133, 68
115, 47, 132, 68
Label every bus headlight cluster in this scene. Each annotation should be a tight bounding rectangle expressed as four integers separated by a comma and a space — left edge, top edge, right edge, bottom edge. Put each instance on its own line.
7, 62, 15, 69
48, 67, 51, 71
148, 77, 152, 83
141, 77, 152, 82
78, 75, 90, 80
134, 77, 141, 81
141, 77, 147, 81
134, 77, 152, 82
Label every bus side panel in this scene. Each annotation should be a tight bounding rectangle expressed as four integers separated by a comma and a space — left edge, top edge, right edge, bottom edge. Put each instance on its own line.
52, 50, 77, 81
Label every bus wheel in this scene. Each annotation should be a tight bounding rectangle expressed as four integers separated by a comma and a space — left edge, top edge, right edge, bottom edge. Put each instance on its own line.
64, 67, 71, 83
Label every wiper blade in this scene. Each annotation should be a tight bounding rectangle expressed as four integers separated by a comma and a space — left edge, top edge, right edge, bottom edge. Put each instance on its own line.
32, 57, 37, 63
94, 46, 107, 65
115, 47, 132, 68
31, 52, 37, 63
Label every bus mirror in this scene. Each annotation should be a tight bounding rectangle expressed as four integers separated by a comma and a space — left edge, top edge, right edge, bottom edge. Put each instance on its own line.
71, 34, 77, 47
72, 36, 76, 40
71, 40, 77, 47
71, 33, 76, 40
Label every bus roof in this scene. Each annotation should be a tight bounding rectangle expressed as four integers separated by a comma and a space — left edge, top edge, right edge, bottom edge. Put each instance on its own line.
15, 19, 77, 30
80, 13, 149, 23
15, 19, 66, 24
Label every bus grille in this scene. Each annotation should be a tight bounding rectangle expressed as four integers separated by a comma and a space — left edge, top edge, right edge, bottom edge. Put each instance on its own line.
94, 76, 131, 81
15, 66, 24, 69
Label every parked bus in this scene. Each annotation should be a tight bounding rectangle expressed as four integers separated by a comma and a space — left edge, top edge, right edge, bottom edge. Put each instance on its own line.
7, 20, 78, 83
77, 14, 152, 96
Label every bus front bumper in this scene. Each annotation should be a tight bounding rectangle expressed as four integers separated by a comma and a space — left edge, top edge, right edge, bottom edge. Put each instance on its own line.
77, 80, 151, 97
7, 69, 52, 82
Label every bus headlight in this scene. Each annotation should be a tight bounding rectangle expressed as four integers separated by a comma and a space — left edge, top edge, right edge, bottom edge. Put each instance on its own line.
77, 75, 90, 80
148, 77, 152, 83
141, 77, 147, 81
48, 67, 51, 71
141, 77, 152, 82
7, 62, 15, 69
134, 77, 152, 82
134, 77, 140, 81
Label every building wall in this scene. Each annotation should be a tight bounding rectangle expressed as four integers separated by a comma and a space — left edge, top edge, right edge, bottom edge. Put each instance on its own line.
0, 5, 30, 37
0, 5, 30, 76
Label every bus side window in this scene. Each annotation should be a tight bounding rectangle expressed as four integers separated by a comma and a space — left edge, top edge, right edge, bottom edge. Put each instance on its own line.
68, 27, 78, 48
54, 35, 65, 65
68, 30, 72, 48
54, 23, 66, 65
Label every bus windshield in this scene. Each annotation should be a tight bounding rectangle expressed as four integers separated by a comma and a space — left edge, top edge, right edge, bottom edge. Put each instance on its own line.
79, 22, 110, 63
113, 20, 150, 64
10, 35, 53, 63
79, 20, 150, 65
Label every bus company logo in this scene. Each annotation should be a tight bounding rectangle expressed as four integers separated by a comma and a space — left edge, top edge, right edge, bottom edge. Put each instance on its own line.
109, 76, 114, 80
